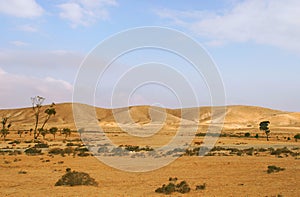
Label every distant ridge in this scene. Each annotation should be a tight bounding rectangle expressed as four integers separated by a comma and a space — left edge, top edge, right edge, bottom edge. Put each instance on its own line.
0, 103, 299, 131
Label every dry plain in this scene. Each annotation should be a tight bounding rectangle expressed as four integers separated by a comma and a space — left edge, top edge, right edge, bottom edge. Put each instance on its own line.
0, 104, 299, 196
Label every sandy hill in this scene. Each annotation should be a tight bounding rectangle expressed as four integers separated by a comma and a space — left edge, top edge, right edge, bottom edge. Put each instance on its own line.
0, 103, 299, 131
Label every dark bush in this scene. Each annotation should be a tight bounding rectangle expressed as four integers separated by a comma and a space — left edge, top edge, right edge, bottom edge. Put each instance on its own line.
49, 148, 64, 155
24, 147, 42, 155
8, 140, 21, 144
196, 183, 206, 190
155, 178, 191, 194
244, 132, 251, 137
176, 181, 191, 194
270, 147, 292, 156
55, 169, 98, 187
64, 147, 74, 155
34, 143, 49, 148
77, 152, 90, 157
155, 183, 176, 194
267, 165, 285, 174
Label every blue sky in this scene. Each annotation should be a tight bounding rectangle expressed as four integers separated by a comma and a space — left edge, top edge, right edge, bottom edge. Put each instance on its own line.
0, 0, 300, 111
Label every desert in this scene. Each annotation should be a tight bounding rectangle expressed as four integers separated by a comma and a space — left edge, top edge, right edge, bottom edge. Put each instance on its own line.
0, 103, 299, 196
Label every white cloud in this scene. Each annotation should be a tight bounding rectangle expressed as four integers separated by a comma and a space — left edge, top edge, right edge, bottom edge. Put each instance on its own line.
58, 0, 118, 27
0, 0, 44, 18
18, 24, 38, 32
10, 41, 29, 47
0, 68, 73, 108
156, 0, 300, 53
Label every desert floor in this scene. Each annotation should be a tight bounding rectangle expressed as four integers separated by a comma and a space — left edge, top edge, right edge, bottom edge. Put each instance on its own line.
0, 104, 299, 196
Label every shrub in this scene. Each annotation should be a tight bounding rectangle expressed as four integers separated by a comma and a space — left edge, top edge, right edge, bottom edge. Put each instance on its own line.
270, 147, 292, 156
48, 148, 64, 155
267, 165, 285, 174
64, 147, 74, 155
176, 181, 191, 194
18, 170, 27, 174
77, 152, 90, 157
155, 178, 191, 194
8, 140, 21, 144
294, 134, 300, 142
24, 147, 42, 155
196, 183, 206, 190
34, 143, 49, 148
155, 183, 176, 194
55, 168, 98, 186
244, 132, 251, 137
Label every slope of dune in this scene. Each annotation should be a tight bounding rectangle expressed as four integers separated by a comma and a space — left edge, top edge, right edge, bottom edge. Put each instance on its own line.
0, 103, 299, 132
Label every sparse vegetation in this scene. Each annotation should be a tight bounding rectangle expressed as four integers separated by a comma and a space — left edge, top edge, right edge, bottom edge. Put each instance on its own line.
31, 96, 56, 139
55, 168, 98, 187
1, 116, 11, 140
49, 127, 58, 139
24, 147, 42, 156
155, 178, 191, 194
195, 183, 206, 190
259, 121, 271, 141
267, 165, 285, 174
244, 132, 251, 137
62, 128, 71, 139
294, 134, 300, 142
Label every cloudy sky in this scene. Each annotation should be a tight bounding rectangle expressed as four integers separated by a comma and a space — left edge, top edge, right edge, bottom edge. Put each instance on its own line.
0, 0, 300, 111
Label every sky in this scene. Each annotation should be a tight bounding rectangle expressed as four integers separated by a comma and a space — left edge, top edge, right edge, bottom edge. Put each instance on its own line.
0, 0, 300, 112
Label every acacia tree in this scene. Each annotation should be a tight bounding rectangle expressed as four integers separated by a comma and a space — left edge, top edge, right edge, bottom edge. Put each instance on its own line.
49, 127, 58, 139
259, 121, 271, 141
31, 96, 56, 139
1, 116, 11, 141
31, 96, 45, 139
62, 128, 71, 139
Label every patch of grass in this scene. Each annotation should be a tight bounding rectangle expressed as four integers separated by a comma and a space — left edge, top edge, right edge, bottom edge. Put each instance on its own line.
55, 168, 98, 187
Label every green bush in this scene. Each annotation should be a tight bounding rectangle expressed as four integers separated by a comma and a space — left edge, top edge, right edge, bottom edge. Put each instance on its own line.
155, 178, 191, 194
294, 134, 300, 142
244, 132, 251, 137
55, 168, 98, 187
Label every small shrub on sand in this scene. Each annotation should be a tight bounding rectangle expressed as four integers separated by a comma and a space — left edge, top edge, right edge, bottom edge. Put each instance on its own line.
267, 165, 285, 174
48, 148, 64, 155
55, 168, 98, 187
24, 147, 42, 155
155, 178, 191, 194
34, 143, 49, 148
196, 183, 206, 190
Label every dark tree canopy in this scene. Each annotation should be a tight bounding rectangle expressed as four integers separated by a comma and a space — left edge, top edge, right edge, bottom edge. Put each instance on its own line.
259, 121, 270, 141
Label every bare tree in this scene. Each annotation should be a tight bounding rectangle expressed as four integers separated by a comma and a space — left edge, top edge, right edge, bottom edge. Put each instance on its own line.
31, 96, 56, 139
31, 96, 45, 139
